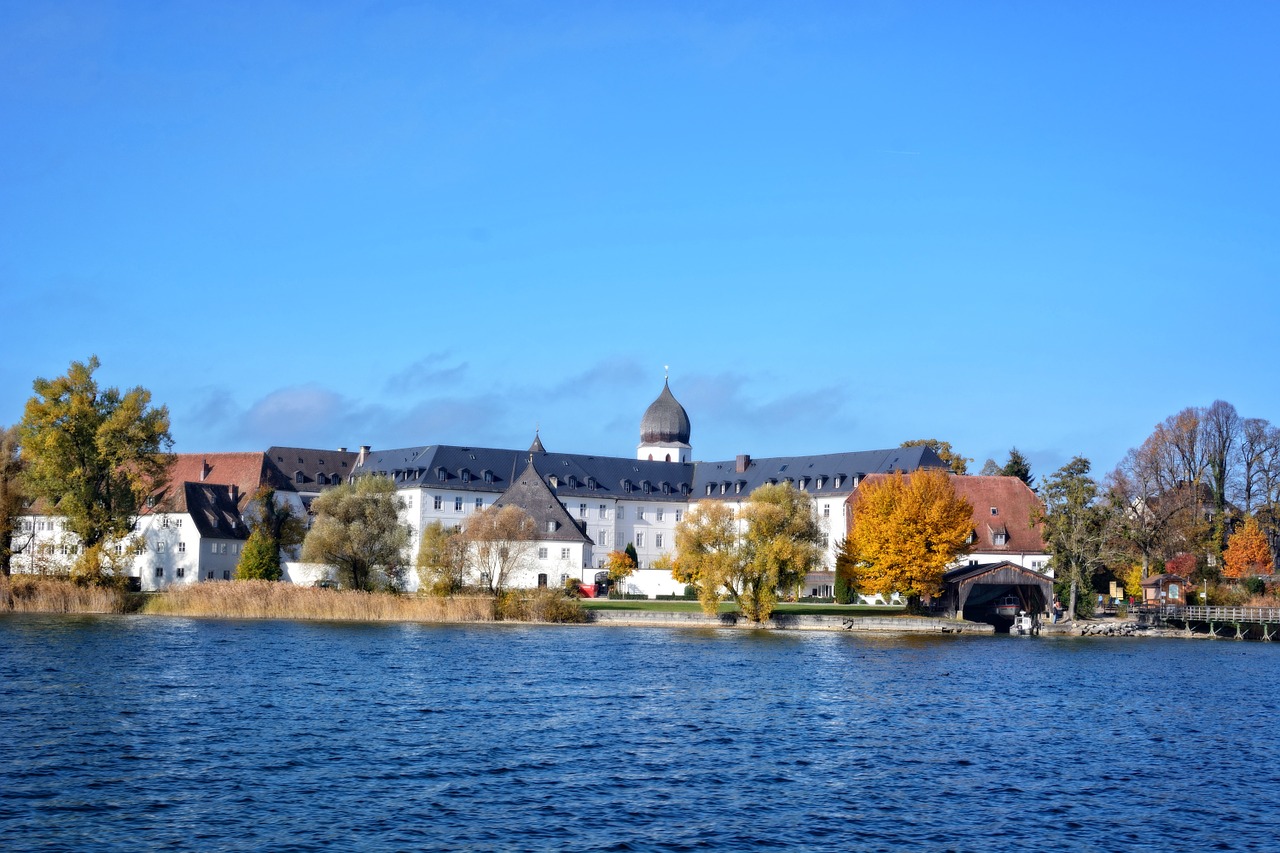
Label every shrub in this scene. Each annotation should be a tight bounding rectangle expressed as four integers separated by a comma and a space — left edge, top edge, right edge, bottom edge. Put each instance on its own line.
495, 587, 587, 623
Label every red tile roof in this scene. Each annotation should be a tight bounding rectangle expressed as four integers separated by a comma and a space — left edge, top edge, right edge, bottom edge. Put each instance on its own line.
850, 473, 1046, 554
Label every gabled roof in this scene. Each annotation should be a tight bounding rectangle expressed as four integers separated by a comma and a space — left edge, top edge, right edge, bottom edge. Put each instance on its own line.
493, 460, 592, 544
182, 482, 250, 540
266, 446, 359, 490
697, 446, 948, 501
948, 475, 1046, 553
145, 452, 293, 516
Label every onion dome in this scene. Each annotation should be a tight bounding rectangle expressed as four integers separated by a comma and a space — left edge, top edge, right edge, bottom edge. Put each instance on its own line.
640, 379, 691, 445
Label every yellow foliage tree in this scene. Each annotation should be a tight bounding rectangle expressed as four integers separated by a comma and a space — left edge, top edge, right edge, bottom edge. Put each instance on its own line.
847, 469, 973, 606
1223, 516, 1274, 578
604, 549, 637, 591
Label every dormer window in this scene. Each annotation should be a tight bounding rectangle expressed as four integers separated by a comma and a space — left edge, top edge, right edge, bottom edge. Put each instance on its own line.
734, 481, 743, 494
661, 481, 670, 494
546, 521, 557, 533
719, 482, 727, 495
641, 480, 651, 494
990, 507, 998, 516
483, 470, 494, 484
461, 469, 471, 484
834, 475, 844, 488
816, 477, 825, 490
706, 484, 714, 496
622, 479, 632, 493
295, 471, 305, 484
587, 477, 596, 490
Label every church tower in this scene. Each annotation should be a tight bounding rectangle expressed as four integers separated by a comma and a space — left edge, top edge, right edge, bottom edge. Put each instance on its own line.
637, 376, 692, 463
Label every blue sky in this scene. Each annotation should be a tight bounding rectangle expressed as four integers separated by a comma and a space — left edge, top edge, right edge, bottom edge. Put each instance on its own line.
3, 1, 1277, 480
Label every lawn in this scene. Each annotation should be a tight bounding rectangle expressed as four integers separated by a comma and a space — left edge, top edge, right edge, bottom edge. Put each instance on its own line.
580, 599, 907, 617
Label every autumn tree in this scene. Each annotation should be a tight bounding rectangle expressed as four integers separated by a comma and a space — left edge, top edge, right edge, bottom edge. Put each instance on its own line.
846, 469, 973, 609
235, 486, 305, 581
19, 356, 173, 583
1108, 437, 1202, 580
416, 520, 468, 595
462, 504, 536, 594
604, 549, 637, 593
901, 439, 970, 475
1039, 457, 1116, 620
1223, 516, 1273, 578
302, 476, 409, 591
674, 483, 823, 622
0, 425, 26, 576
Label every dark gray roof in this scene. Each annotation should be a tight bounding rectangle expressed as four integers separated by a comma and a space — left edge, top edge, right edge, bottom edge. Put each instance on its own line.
493, 461, 592, 544
355, 444, 696, 502
692, 446, 948, 501
640, 379, 691, 445
266, 446, 359, 490
183, 483, 250, 540
529, 433, 546, 454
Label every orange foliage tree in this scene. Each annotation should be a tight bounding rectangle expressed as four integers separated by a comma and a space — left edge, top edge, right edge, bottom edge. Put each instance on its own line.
847, 469, 974, 606
1223, 516, 1274, 578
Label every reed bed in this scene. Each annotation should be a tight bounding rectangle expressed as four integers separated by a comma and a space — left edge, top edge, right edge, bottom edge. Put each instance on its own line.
143, 580, 498, 622
1, 574, 128, 614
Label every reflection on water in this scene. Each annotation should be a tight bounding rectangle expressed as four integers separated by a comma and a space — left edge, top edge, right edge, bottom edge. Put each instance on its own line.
2, 614, 1278, 852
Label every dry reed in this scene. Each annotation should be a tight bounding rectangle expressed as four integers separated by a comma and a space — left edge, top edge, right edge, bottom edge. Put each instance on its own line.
1, 574, 127, 614
142, 580, 497, 623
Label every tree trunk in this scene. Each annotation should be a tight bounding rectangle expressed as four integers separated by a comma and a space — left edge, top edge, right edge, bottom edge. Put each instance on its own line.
1067, 575, 1079, 622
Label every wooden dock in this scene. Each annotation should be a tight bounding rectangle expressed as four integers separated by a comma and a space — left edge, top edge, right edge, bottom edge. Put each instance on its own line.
1146, 605, 1280, 640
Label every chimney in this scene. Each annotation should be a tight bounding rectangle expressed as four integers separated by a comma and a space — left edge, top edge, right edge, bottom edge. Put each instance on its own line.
736, 454, 751, 474
356, 445, 370, 466
229, 483, 239, 504
201, 458, 210, 481
338, 447, 347, 453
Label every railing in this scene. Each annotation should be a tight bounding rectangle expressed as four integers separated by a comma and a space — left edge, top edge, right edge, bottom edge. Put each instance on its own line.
1158, 605, 1280, 622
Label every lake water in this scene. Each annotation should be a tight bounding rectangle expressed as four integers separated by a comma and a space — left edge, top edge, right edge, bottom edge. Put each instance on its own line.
2, 614, 1277, 852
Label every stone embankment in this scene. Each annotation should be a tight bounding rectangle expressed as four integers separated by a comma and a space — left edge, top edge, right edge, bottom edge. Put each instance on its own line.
587, 609, 993, 634
1042, 619, 1196, 639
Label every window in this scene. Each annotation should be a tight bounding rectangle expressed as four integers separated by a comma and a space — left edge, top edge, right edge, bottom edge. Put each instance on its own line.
822, 534, 830, 547
455, 497, 463, 512
655, 533, 664, 549
176, 567, 186, 578
560, 548, 570, 559
475, 498, 484, 510
207, 571, 214, 580
823, 504, 831, 518
656, 508, 664, 522
434, 495, 443, 510
223, 571, 230, 580
990, 507, 998, 516
637, 507, 645, 521
461, 469, 470, 483
579, 503, 587, 518
706, 485, 714, 496
599, 504, 607, 518
617, 507, 625, 520
155, 567, 164, 578
538, 573, 548, 588
546, 521, 556, 533
538, 547, 548, 559
636, 532, 645, 548
599, 529, 608, 543
675, 510, 682, 523
174, 518, 182, 528
295, 472, 304, 484
161, 516, 170, 528
406, 495, 413, 509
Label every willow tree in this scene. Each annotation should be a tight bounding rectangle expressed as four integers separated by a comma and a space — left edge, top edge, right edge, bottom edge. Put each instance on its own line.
302, 476, 409, 591
675, 483, 823, 622
847, 469, 973, 609
19, 357, 173, 582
